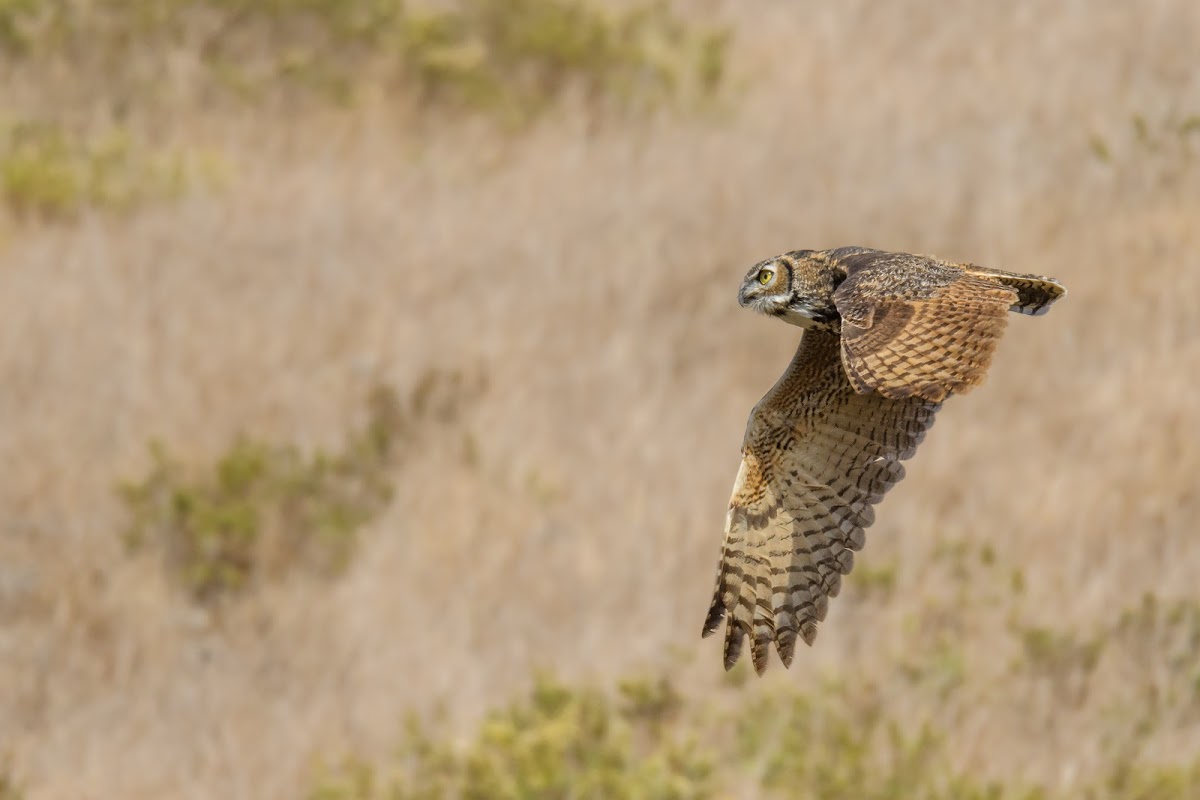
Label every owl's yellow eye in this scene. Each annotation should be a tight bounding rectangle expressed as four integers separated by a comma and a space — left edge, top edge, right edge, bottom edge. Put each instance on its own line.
757, 269, 774, 285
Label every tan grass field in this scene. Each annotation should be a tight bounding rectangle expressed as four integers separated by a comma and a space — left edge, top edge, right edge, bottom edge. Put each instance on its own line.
2, 1, 1200, 797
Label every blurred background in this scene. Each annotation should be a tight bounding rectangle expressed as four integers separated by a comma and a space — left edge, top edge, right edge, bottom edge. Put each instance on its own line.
1, 1, 1199, 798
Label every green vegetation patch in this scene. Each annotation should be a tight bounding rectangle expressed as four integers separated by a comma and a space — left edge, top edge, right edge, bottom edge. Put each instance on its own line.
309, 669, 1200, 800
0, 118, 218, 221
0, 758, 22, 800
310, 674, 715, 800
1087, 111, 1200, 191
119, 371, 479, 600
2, 0, 729, 119
1, 2, 730, 222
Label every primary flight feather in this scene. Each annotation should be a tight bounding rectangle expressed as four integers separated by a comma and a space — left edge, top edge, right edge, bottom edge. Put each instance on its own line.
702, 247, 1066, 674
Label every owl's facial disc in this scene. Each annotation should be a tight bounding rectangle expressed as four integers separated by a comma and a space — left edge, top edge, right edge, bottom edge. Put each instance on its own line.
738, 258, 792, 316
739, 252, 841, 329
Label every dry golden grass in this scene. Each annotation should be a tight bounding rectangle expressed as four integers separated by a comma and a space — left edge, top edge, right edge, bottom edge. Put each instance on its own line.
3, 1, 1200, 797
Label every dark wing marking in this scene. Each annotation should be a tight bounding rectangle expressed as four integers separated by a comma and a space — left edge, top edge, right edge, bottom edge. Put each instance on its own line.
959, 265, 1067, 316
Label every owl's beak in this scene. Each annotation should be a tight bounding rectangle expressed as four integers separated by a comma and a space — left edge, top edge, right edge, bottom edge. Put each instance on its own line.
738, 283, 785, 317
737, 283, 753, 307
737, 284, 770, 313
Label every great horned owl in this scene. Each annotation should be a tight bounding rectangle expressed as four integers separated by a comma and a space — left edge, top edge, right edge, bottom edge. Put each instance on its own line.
703, 247, 1066, 674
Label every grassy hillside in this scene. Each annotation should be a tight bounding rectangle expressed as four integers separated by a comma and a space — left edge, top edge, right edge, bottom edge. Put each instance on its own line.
2, 1, 1200, 798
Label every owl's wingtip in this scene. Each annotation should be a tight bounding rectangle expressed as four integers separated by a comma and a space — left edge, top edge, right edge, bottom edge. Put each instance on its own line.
776, 628, 798, 668
702, 594, 726, 639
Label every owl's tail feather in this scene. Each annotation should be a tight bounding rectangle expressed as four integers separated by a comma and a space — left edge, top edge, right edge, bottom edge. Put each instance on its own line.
961, 266, 1067, 316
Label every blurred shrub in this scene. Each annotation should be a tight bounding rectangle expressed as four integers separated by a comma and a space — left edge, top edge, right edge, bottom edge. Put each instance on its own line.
119, 371, 479, 600
0, 759, 21, 800
1088, 111, 1200, 192
0, 0, 36, 53
309, 665, 1200, 800
735, 681, 1030, 800
1112, 593, 1200, 678
1094, 759, 1200, 800
1, 0, 729, 119
309, 674, 715, 800
1012, 624, 1103, 695
0, 118, 218, 220
1008, 592, 1200, 719
1, 1, 728, 222
852, 561, 898, 599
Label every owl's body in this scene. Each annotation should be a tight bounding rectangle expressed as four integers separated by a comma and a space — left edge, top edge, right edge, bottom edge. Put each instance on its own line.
705, 247, 1065, 674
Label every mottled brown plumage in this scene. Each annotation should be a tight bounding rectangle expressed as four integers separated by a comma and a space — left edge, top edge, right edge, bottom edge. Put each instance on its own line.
704, 247, 1065, 674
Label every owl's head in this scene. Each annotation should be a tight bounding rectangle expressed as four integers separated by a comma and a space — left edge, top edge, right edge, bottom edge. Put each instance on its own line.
737, 250, 844, 329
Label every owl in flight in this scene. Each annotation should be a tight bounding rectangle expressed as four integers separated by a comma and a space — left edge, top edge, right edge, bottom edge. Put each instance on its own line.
702, 247, 1065, 674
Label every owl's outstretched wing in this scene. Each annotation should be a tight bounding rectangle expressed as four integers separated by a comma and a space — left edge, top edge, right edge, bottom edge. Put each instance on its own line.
831, 252, 1019, 403
702, 330, 941, 673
